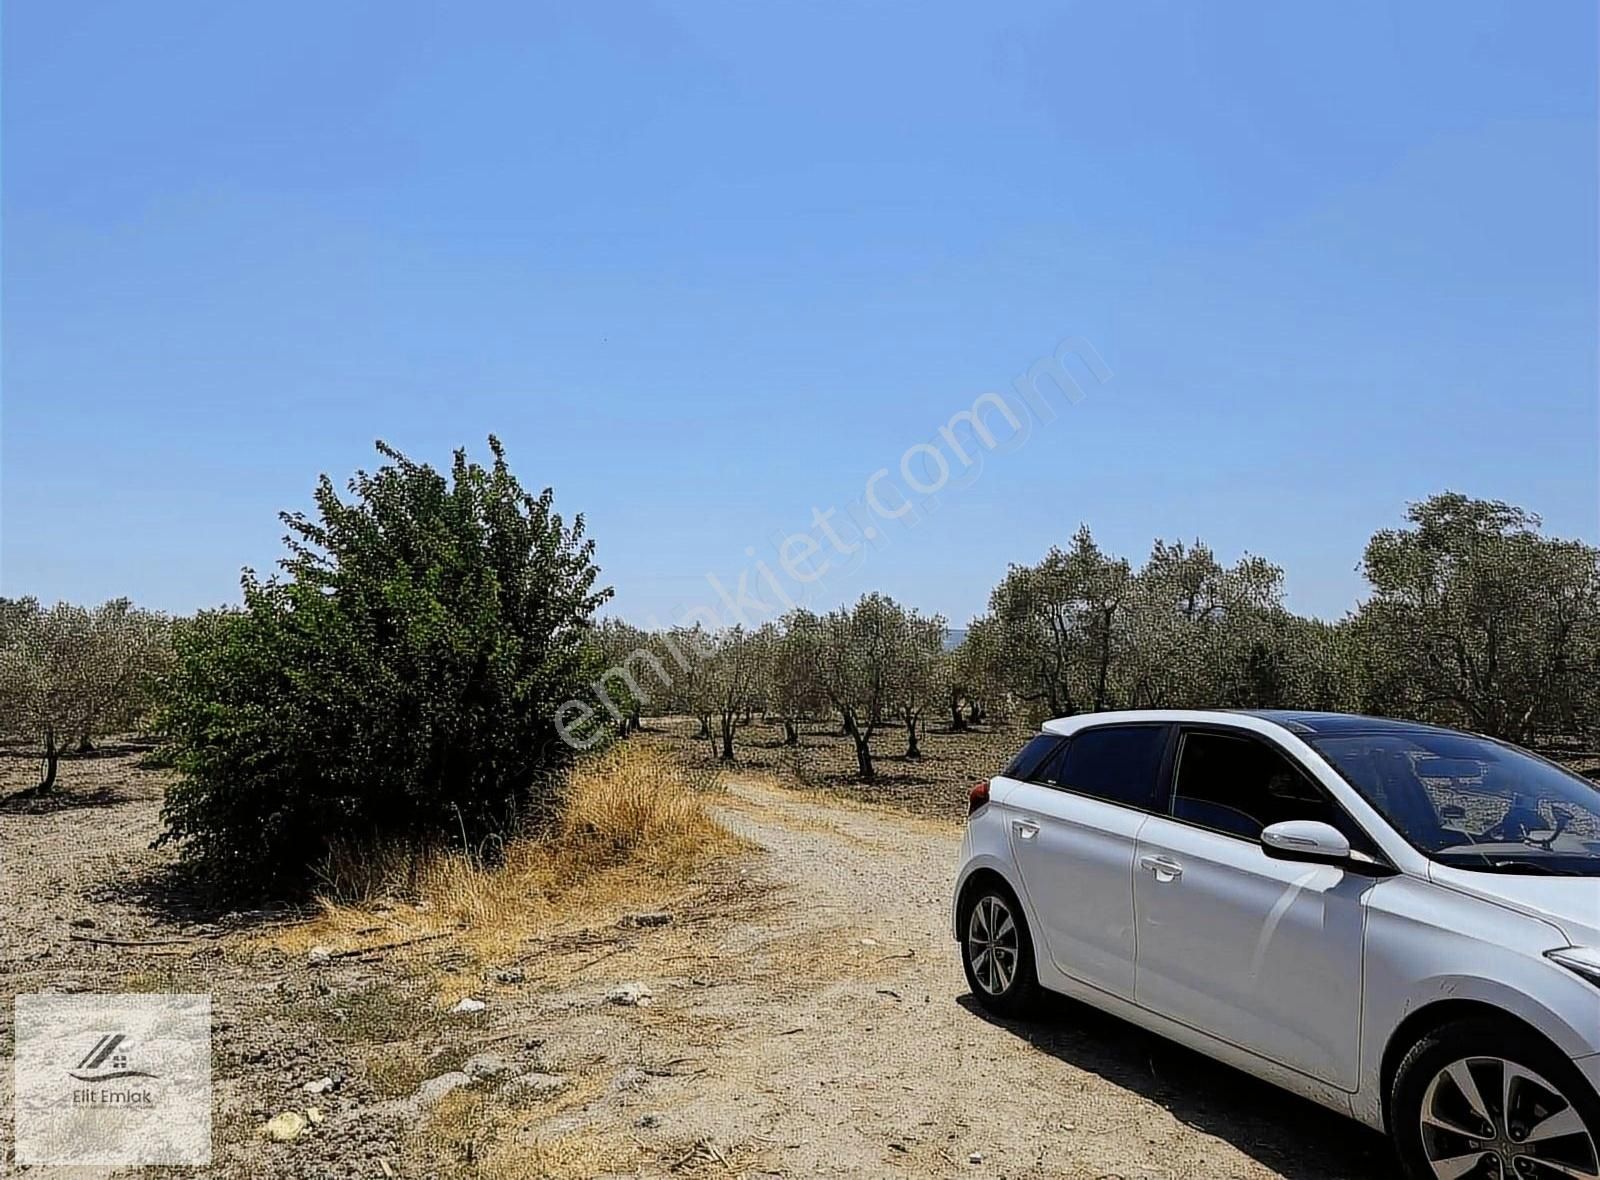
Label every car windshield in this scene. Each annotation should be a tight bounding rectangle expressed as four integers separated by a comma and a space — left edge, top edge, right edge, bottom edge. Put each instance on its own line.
1310, 730, 1600, 876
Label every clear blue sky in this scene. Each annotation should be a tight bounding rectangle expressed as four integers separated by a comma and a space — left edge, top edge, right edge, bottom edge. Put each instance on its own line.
4, 1, 1596, 627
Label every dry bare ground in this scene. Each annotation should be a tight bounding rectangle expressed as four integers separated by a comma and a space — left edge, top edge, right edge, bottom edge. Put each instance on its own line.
0, 744, 1393, 1179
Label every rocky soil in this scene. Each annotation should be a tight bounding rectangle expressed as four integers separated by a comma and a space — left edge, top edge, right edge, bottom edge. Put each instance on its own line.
0, 747, 1392, 1177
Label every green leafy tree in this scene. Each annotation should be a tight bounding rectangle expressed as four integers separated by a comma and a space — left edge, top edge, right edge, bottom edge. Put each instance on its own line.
0, 600, 90, 793
802, 594, 913, 782
703, 626, 762, 762
157, 438, 610, 895
951, 616, 1007, 725
1355, 494, 1600, 744
765, 612, 825, 745
985, 526, 1132, 719
0, 598, 171, 792
889, 610, 948, 757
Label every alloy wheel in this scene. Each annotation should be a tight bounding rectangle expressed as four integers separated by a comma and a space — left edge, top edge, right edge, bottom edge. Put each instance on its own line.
1419, 1056, 1599, 1179
966, 894, 1018, 996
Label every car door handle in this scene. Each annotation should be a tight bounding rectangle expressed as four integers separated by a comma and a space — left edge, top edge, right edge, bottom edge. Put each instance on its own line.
1139, 854, 1184, 882
1013, 819, 1040, 841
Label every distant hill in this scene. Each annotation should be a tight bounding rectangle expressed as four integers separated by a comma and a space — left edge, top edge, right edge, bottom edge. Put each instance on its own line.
943, 627, 967, 651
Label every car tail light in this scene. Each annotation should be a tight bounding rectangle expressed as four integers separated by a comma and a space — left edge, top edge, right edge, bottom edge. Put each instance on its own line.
968, 779, 991, 816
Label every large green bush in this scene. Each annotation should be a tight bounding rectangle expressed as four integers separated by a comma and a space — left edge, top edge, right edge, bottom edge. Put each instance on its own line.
158, 439, 611, 895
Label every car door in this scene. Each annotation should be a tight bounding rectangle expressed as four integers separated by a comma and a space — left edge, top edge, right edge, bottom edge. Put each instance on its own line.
1006, 724, 1170, 1000
1132, 725, 1375, 1090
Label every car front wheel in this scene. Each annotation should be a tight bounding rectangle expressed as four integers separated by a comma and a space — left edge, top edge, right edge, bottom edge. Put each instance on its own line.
1391, 1017, 1600, 1180
960, 881, 1039, 1016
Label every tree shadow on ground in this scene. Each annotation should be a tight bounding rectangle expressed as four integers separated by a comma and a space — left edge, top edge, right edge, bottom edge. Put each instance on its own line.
0, 784, 130, 815
957, 992, 1392, 1180
89, 859, 313, 933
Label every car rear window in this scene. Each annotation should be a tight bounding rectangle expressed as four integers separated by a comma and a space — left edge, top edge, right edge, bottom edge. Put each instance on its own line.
1001, 734, 1064, 782
1051, 725, 1169, 810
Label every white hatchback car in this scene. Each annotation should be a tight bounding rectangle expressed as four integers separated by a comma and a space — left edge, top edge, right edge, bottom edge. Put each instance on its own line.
953, 710, 1600, 1180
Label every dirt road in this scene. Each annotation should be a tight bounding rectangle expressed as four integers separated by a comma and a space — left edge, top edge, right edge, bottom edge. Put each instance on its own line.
607, 776, 1393, 1179
0, 756, 1393, 1178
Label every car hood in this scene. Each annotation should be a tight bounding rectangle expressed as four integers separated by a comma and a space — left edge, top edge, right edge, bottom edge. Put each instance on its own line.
1429, 863, 1600, 945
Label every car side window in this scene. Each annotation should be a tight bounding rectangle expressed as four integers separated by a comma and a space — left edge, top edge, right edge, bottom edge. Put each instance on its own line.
1048, 725, 1169, 811
1001, 735, 1065, 783
1171, 729, 1369, 849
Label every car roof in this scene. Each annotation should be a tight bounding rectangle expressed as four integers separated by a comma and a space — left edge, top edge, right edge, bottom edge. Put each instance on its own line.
1039, 708, 1463, 740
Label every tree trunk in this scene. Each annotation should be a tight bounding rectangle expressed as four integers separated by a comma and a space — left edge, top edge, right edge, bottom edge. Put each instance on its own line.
38, 727, 62, 793
697, 715, 711, 739
77, 732, 96, 754
719, 713, 736, 763
949, 686, 967, 731
840, 711, 875, 782
968, 701, 984, 725
629, 705, 641, 734
782, 719, 798, 746
904, 715, 921, 758
852, 736, 875, 782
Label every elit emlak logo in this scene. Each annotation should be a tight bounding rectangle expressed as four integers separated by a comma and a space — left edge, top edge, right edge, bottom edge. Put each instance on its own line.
69, 1033, 158, 1083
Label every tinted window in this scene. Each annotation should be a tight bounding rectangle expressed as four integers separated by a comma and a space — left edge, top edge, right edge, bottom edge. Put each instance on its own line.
1050, 725, 1168, 810
1002, 735, 1064, 783
1311, 731, 1600, 876
1172, 730, 1366, 847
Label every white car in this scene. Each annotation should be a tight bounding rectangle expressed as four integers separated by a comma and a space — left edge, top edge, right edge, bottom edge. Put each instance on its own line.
954, 709, 1600, 1180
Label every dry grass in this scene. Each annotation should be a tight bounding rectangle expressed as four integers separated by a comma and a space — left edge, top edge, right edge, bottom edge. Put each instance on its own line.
263, 745, 744, 966
412, 1088, 767, 1180
411, 1090, 637, 1180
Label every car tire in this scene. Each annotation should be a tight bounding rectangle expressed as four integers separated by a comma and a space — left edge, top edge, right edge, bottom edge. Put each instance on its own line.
959, 879, 1040, 1017
1390, 1016, 1600, 1180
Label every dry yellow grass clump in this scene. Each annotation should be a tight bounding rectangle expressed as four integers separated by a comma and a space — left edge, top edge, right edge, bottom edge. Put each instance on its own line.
273, 744, 740, 961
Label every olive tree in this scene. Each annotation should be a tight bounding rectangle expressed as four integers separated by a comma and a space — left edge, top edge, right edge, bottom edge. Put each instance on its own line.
984, 526, 1132, 719
889, 610, 948, 757
0, 598, 172, 793
1354, 494, 1600, 744
702, 626, 763, 762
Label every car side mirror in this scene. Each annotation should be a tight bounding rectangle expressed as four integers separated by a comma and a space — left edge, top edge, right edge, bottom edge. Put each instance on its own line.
1261, 820, 1352, 866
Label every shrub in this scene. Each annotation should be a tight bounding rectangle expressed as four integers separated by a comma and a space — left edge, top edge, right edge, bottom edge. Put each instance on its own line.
157, 438, 611, 895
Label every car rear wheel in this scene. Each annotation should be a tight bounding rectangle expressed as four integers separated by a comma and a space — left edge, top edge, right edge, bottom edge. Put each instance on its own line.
1391, 1017, 1600, 1180
960, 882, 1039, 1016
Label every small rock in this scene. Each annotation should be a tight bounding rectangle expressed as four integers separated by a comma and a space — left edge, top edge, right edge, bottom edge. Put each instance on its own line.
609, 1067, 649, 1092
451, 997, 486, 1014
621, 911, 673, 928
605, 983, 653, 1007
462, 1053, 516, 1081
262, 1111, 308, 1142
413, 1072, 473, 1109
307, 947, 333, 967
305, 1106, 324, 1125
494, 967, 525, 984
636, 1112, 664, 1129
858, 937, 879, 947
69, 917, 96, 929
968, 1152, 985, 1165
302, 1076, 335, 1095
